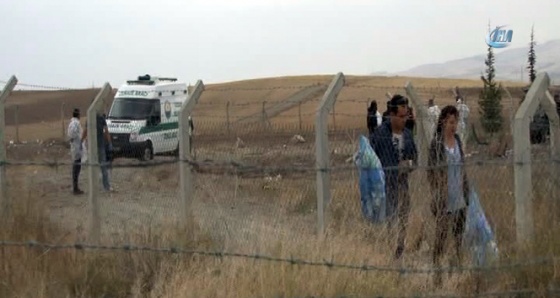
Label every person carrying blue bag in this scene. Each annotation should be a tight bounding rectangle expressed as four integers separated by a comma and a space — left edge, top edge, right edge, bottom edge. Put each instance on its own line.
354, 135, 386, 224
427, 105, 470, 287
370, 95, 418, 260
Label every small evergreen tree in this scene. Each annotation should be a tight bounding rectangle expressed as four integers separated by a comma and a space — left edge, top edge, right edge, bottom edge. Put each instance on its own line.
478, 43, 503, 134
527, 25, 537, 83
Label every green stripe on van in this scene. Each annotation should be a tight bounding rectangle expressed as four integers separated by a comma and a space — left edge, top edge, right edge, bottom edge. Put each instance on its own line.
139, 122, 178, 135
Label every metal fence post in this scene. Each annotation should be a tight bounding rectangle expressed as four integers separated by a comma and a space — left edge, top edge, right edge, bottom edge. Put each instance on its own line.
502, 86, 516, 126
513, 72, 550, 248
179, 80, 205, 229
405, 82, 430, 168
298, 102, 302, 132
544, 90, 560, 225
226, 101, 231, 135
0, 75, 17, 218
262, 101, 266, 123
61, 102, 66, 139
331, 104, 336, 132
315, 72, 345, 235
15, 105, 19, 144
87, 83, 112, 243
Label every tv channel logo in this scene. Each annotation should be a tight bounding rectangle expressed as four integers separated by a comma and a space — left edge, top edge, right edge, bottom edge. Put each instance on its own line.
486, 25, 513, 48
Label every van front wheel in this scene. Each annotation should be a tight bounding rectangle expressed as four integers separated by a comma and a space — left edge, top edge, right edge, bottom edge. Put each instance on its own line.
140, 141, 154, 161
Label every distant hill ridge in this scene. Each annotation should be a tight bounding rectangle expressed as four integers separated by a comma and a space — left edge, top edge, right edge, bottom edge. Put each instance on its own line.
378, 39, 560, 84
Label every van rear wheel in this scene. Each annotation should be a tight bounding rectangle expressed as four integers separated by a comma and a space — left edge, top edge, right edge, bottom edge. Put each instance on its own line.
140, 141, 153, 161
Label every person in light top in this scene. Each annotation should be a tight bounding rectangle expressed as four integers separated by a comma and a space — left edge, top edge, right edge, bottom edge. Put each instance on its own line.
67, 108, 85, 195
427, 105, 470, 287
427, 99, 441, 143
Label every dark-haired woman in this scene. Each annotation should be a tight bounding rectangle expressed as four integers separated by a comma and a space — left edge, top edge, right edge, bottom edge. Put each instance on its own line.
427, 105, 470, 286
367, 100, 382, 136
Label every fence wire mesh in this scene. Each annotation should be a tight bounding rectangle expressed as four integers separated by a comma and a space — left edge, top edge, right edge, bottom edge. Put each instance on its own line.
1, 78, 559, 297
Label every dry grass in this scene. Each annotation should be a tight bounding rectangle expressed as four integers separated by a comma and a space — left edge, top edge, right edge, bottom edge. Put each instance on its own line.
2, 160, 559, 297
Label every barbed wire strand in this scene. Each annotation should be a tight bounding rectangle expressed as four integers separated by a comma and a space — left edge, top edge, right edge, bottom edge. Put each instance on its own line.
2, 81, 523, 115
1, 80, 327, 93
0, 154, 557, 172
0, 240, 555, 276
1, 79, 525, 95
381, 288, 560, 298
0, 239, 554, 298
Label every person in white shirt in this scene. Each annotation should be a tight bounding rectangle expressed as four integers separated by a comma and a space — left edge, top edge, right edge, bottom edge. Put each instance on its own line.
456, 97, 470, 151
67, 108, 84, 195
427, 99, 441, 143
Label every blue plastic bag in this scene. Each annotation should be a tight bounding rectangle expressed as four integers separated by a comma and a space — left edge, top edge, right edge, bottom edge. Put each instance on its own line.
463, 186, 499, 266
354, 135, 386, 223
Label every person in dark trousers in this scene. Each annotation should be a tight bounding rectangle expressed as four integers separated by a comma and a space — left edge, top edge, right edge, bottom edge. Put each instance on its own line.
370, 94, 418, 260
102, 114, 114, 183
427, 105, 470, 287
83, 113, 113, 192
67, 108, 84, 195
367, 100, 381, 136
382, 100, 391, 123
188, 115, 194, 155
555, 94, 560, 119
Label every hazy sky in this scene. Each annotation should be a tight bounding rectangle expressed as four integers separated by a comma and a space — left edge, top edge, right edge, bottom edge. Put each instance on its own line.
1, 0, 559, 89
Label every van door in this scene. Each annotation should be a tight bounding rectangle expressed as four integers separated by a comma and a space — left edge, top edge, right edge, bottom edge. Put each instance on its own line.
160, 97, 179, 153
145, 99, 165, 154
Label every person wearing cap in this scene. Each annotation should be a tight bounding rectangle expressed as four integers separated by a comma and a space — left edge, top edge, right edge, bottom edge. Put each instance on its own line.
369, 94, 418, 260
67, 108, 84, 195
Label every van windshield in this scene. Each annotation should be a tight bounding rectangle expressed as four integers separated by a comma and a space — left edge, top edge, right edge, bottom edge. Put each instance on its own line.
108, 98, 160, 120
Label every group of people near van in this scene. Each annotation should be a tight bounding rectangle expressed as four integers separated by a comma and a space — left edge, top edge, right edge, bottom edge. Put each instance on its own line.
365, 94, 470, 287
67, 108, 114, 195
67, 108, 195, 196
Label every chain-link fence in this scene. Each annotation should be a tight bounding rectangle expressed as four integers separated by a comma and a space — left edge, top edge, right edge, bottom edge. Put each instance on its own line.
1, 75, 560, 297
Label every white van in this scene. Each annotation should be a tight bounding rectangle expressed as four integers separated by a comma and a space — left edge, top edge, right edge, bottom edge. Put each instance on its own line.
106, 74, 191, 161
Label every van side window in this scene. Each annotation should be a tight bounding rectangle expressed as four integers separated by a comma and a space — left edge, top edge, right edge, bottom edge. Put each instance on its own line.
154, 100, 161, 118
148, 100, 161, 126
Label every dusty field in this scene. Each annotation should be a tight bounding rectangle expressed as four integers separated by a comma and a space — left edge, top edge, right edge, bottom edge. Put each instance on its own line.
3, 75, 529, 142
1, 74, 545, 248
2, 75, 558, 296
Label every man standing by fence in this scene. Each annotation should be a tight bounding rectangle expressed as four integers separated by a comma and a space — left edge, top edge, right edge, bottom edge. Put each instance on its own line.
67, 108, 84, 195
370, 94, 418, 259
